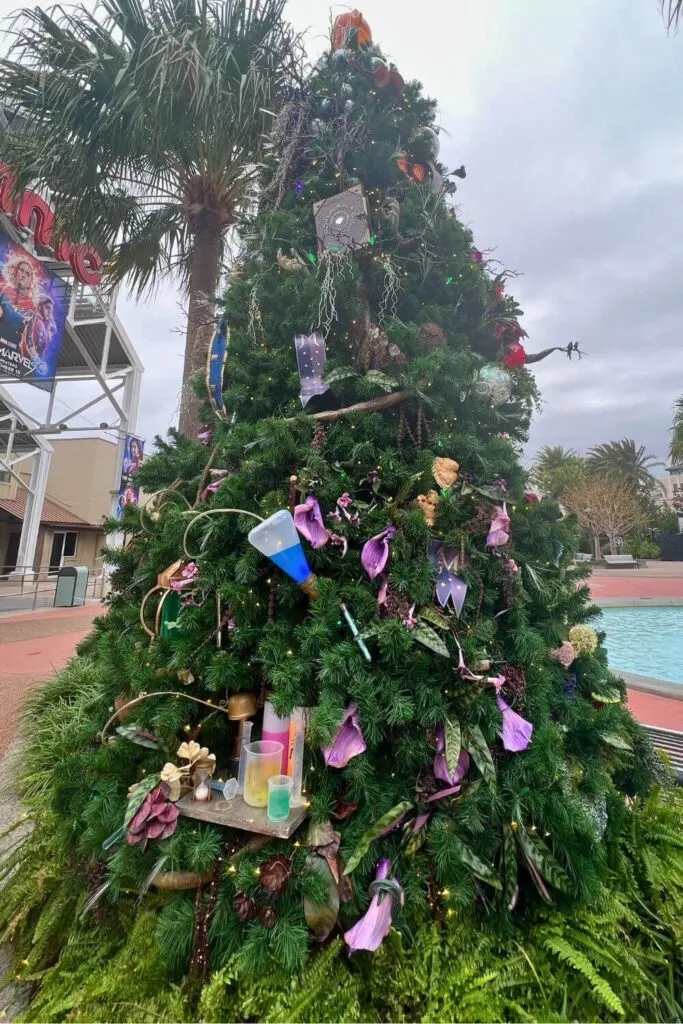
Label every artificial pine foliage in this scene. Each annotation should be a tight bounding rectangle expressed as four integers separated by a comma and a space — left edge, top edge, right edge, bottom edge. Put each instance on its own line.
0, 12, 677, 1016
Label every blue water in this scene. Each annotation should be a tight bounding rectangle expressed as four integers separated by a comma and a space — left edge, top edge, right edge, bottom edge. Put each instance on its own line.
599, 606, 683, 684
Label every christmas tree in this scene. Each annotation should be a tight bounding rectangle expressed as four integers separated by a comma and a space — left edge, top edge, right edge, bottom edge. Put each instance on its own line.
2, 12, 681, 1020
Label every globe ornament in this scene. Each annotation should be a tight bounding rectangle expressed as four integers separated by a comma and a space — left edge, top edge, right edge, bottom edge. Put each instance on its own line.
320, 97, 335, 115
475, 363, 513, 406
343, 99, 355, 113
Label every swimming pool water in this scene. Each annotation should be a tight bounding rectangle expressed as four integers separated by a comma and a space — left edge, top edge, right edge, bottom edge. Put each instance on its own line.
599, 606, 683, 684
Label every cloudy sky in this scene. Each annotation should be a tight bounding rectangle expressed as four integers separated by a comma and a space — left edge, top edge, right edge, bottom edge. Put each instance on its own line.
3, 0, 683, 467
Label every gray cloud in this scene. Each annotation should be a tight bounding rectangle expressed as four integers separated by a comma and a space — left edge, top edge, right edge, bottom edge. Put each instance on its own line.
5, 0, 681, 468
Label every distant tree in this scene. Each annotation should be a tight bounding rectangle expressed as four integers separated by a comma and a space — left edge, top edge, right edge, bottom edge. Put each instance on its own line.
532, 445, 587, 498
0, 0, 298, 438
587, 439, 660, 498
564, 476, 648, 558
669, 396, 683, 466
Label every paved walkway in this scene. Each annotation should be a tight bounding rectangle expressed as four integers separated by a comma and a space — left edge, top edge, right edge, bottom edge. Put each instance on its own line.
0, 605, 99, 753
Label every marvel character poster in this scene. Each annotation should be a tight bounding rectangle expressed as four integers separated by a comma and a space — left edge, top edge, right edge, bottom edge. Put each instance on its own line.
114, 434, 145, 520
0, 228, 69, 390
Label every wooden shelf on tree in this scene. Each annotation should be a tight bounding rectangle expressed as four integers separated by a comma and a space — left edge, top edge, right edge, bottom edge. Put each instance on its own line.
176, 793, 309, 839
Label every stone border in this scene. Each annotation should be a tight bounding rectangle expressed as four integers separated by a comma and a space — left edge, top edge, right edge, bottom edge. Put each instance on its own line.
596, 600, 683, 699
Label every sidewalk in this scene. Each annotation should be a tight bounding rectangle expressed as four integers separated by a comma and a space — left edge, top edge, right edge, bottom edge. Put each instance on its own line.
0, 605, 99, 753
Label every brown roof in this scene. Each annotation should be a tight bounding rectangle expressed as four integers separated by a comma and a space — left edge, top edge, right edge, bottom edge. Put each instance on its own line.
0, 490, 98, 529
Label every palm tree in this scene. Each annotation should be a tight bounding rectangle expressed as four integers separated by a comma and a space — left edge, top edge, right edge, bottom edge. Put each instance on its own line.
532, 445, 586, 499
587, 439, 661, 496
662, 1, 683, 29
0, 0, 297, 436
669, 396, 683, 466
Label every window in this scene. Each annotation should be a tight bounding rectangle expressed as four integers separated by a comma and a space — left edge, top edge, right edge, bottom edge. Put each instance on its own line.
63, 532, 77, 557
0, 471, 10, 484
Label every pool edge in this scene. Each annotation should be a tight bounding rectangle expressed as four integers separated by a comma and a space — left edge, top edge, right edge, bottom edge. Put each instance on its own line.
611, 668, 683, 700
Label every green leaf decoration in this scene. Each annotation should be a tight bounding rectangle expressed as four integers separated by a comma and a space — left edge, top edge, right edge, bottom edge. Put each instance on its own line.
591, 689, 622, 704
303, 855, 340, 942
452, 836, 501, 890
516, 827, 573, 895
364, 369, 398, 392
412, 624, 450, 658
600, 732, 632, 751
405, 827, 428, 857
463, 724, 496, 783
444, 717, 461, 776
116, 724, 161, 749
471, 484, 504, 500
343, 800, 413, 875
123, 774, 159, 828
323, 366, 357, 385
502, 825, 518, 911
417, 606, 450, 630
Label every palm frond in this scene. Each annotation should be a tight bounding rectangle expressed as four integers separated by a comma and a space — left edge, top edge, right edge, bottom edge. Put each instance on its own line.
668, 396, 683, 464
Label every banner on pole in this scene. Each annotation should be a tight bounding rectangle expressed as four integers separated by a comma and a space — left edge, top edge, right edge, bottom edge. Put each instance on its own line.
0, 226, 70, 390
114, 434, 145, 520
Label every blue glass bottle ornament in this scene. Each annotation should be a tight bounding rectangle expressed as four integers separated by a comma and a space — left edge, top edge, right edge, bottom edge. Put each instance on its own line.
248, 510, 318, 598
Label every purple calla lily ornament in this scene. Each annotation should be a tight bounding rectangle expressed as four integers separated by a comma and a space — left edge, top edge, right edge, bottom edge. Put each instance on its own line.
486, 503, 510, 548
294, 495, 329, 549
497, 695, 533, 752
322, 703, 367, 768
344, 858, 403, 953
361, 526, 396, 579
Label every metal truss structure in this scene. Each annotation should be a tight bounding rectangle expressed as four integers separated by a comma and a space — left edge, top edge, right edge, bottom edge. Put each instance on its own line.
0, 210, 143, 576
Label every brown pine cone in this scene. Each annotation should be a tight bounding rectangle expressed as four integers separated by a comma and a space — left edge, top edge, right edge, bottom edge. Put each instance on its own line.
502, 663, 527, 699
311, 422, 327, 451
259, 855, 291, 897
462, 506, 492, 534
233, 892, 258, 922
419, 321, 447, 352
259, 904, 278, 929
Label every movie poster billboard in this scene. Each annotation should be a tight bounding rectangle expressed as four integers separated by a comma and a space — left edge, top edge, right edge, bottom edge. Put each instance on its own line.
0, 226, 69, 390
114, 434, 145, 520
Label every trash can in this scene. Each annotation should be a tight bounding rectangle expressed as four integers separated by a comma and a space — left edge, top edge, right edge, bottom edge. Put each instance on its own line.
54, 566, 89, 607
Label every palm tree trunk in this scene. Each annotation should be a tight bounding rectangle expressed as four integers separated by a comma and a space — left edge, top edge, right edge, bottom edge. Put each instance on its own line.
592, 534, 601, 560
179, 220, 222, 438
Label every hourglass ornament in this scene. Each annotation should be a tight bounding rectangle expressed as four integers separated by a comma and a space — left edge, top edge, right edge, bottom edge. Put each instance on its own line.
295, 332, 330, 408
247, 509, 318, 597
192, 756, 216, 802
313, 185, 370, 253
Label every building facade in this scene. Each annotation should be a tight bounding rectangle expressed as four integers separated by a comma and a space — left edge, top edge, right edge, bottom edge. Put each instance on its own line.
0, 436, 119, 576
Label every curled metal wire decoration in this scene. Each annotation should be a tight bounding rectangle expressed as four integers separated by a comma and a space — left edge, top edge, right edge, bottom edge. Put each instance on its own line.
181, 507, 264, 560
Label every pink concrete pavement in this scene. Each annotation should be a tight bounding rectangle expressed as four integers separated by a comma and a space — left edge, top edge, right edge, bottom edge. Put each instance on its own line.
0, 604, 99, 752
590, 576, 683, 600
